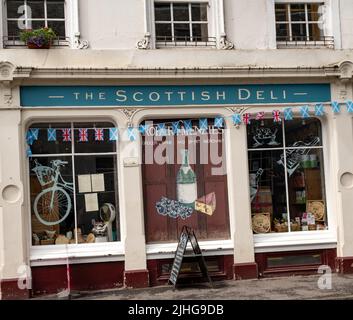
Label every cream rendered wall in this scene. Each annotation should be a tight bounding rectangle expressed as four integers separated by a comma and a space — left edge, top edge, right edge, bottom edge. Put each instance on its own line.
78, 0, 145, 49
221, 0, 276, 49
0, 107, 26, 281
339, 0, 353, 49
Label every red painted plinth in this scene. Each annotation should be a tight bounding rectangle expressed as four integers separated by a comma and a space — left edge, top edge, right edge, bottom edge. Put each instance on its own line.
233, 262, 258, 280
124, 269, 149, 288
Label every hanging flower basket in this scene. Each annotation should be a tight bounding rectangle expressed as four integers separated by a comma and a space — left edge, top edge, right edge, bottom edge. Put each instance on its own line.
20, 27, 56, 49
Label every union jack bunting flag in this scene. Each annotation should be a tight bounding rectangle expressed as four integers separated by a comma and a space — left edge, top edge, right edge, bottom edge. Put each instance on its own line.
255, 112, 265, 121
243, 113, 251, 125
79, 128, 88, 142
273, 110, 281, 123
62, 128, 71, 142
94, 128, 104, 141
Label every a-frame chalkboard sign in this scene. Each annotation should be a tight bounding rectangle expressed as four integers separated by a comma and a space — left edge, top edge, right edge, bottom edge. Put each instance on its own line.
169, 226, 213, 288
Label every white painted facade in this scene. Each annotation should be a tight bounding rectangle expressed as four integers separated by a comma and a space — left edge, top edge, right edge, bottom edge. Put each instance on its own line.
1, 0, 353, 297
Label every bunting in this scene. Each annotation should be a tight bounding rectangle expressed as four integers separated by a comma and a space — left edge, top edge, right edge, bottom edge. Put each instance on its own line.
315, 104, 325, 117
284, 108, 293, 121
331, 101, 340, 114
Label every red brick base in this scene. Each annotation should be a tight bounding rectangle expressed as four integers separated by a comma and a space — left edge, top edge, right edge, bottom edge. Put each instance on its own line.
0, 278, 30, 300
336, 257, 353, 274
124, 269, 149, 288
233, 262, 258, 280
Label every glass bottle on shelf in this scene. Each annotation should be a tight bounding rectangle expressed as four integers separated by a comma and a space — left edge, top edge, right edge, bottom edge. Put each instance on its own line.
176, 149, 197, 208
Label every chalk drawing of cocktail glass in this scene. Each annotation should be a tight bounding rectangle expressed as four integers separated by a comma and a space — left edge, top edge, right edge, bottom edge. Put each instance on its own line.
32, 159, 74, 226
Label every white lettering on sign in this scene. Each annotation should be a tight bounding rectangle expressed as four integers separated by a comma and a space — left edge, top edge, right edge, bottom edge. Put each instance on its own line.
149, 92, 160, 102
238, 89, 251, 100
133, 92, 143, 102
165, 91, 173, 101
86, 92, 93, 100
201, 91, 210, 101
216, 91, 226, 100
58, 88, 310, 104
256, 91, 265, 100
116, 90, 127, 102
178, 91, 186, 101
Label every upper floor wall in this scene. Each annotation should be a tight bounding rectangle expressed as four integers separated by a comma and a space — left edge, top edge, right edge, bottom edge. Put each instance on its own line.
0, 0, 353, 50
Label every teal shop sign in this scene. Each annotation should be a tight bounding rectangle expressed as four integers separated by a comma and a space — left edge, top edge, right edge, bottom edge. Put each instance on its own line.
20, 84, 331, 107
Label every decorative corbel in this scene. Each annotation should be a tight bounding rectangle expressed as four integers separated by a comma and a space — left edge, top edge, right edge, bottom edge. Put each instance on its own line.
219, 33, 234, 50
0, 61, 15, 107
136, 32, 151, 49
73, 32, 89, 49
338, 60, 353, 82
120, 108, 143, 127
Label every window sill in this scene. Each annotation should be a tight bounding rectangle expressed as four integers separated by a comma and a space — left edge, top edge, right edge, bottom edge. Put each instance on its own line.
276, 41, 334, 49
254, 230, 337, 253
30, 242, 124, 266
146, 239, 233, 259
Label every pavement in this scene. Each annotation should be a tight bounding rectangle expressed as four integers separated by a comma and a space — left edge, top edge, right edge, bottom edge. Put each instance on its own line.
35, 274, 353, 300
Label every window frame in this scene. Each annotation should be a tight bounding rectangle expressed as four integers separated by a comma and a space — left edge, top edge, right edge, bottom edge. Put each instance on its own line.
26, 119, 124, 262
148, 0, 223, 49
249, 113, 337, 250
1, 0, 77, 48
154, 1, 212, 46
245, 115, 337, 240
275, 2, 324, 42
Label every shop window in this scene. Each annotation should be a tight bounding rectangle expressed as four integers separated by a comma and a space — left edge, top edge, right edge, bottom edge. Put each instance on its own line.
142, 118, 230, 243
275, 2, 334, 48
28, 122, 120, 246
4, 0, 67, 46
248, 118, 327, 234
154, 1, 215, 47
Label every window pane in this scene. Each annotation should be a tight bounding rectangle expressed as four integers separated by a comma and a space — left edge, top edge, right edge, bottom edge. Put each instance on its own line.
192, 24, 208, 41
174, 23, 190, 41
73, 122, 116, 154
47, 1, 65, 19
7, 0, 24, 19
308, 23, 324, 40
74, 155, 120, 243
247, 119, 283, 149
27, 0, 45, 19
192, 3, 207, 21
276, 23, 289, 40
155, 3, 171, 21
143, 118, 230, 243
155, 23, 172, 40
30, 20, 45, 29
7, 20, 22, 37
249, 150, 288, 233
291, 23, 307, 39
268, 254, 321, 267
287, 148, 327, 231
29, 123, 72, 155
275, 4, 288, 22
290, 4, 306, 22
30, 156, 75, 246
173, 3, 189, 21
284, 118, 322, 148
307, 3, 322, 22
47, 20, 65, 37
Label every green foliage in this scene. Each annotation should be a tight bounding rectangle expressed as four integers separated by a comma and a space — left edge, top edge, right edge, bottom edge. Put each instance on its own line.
20, 28, 57, 47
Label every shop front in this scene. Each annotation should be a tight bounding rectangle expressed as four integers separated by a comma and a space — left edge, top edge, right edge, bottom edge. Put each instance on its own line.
1, 77, 352, 299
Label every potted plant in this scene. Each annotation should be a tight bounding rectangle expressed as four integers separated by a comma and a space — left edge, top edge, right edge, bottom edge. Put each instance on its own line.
20, 27, 57, 49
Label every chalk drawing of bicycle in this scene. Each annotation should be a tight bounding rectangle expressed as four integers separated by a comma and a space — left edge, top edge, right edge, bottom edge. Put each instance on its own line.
32, 159, 74, 226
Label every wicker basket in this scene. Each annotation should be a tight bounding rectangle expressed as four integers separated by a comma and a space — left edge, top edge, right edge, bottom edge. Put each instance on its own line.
291, 222, 301, 231
274, 223, 288, 232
